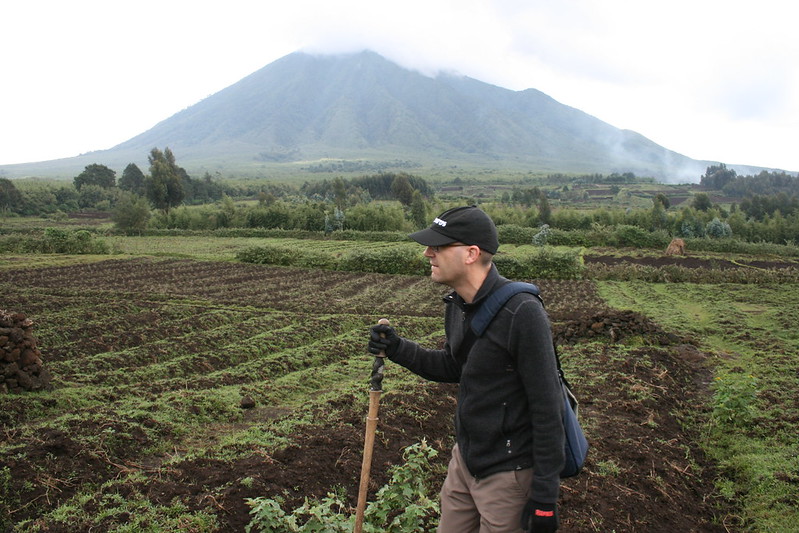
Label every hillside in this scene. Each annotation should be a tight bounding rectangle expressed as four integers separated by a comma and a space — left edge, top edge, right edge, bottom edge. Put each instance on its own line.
0, 50, 766, 182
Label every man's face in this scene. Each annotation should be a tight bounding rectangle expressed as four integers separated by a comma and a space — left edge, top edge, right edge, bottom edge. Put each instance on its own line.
423, 243, 471, 286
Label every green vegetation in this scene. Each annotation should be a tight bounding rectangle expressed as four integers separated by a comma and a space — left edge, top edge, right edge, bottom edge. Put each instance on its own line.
2, 160, 799, 531
73, 163, 116, 191
599, 282, 799, 529
245, 440, 440, 532
0, 227, 109, 254
4, 147, 799, 249
1, 242, 797, 529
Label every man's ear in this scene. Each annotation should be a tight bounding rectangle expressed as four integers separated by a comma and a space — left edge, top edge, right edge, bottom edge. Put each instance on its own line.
464, 245, 481, 265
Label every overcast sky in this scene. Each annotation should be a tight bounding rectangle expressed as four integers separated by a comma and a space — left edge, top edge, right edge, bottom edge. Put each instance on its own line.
2, 0, 797, 172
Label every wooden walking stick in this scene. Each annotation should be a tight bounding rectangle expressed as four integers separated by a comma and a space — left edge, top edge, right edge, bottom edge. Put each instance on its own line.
354, 318, 389, 533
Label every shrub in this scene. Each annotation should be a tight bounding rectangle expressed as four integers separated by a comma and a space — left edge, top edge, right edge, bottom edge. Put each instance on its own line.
706, 217, 733, 238
546, 228, 592, 247
342, 204, 410, 232
495, 247, 584, 280
611, 225, 670, 248
338, 245, 428, 275
531, 224, 552, 246
0, 228, 109, 254
112, 193, 151, 233
685, 238, 797, 256
584, 262, 799, 283
497, 224, 535, 245
235, 244, 336, 270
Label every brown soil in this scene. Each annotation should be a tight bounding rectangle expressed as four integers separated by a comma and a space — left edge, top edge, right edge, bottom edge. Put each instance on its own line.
0, 259, 738, 531
584, 252, 797, 270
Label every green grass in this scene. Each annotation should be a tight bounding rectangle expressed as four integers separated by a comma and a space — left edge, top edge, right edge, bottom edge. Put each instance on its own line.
18, 473, 220, 532
598, 281, 799, 530
3, 233, 799, 530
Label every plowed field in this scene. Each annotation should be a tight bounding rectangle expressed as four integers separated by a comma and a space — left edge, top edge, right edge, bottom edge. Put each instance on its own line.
1, 258, 733, 531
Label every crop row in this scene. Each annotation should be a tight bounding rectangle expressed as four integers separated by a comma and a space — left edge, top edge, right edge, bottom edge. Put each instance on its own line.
2, 257, 447, 315
7, 254, 784, 530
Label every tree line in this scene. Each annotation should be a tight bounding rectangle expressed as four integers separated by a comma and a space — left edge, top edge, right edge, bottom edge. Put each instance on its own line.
131, 184, 798, 247
2, 158, 798, 247
700, 163, 799, 197
1, 151, 284, 217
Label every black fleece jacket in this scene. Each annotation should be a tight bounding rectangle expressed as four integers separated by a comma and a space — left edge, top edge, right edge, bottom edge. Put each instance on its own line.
388, 265, 564, 504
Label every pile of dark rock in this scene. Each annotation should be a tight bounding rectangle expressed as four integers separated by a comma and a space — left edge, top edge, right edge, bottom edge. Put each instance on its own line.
1, 310, 52, 393
553, 309, 678, 345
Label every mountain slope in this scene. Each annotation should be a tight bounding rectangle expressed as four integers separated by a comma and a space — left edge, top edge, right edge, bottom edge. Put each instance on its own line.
2, 50, 735, 181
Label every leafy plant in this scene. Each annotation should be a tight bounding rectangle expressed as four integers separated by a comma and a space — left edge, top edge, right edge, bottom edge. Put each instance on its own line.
712, 372, 758, 425
338, 245, 428, 275
493, 246, 584, 280
245, 440, 440, 533
531, 224, 552, 246
0, 466, 12, 530
0, 228, 109, 254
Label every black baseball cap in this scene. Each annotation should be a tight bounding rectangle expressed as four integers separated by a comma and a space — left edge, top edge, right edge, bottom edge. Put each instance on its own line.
409, 205, 499, 254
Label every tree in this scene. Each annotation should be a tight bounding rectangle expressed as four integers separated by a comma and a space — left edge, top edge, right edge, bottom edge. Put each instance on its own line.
77, 184, 117, 209
112, 192, 151, 233
706, 217, 732, 238
409, 190, 428, 229
145, 147, 184, 212
654, 193, 671, 210
391, 174, 414, 206
675, 208, 706, 238
119, 163, 146, 196
511, 186, 542, 207
692, 192, 712, 211
650, 196, 667, 231
0, 178, 22, 214
74, 163, 116, 190
537, 190, 552, 225
332, 177, 347, 209
700, 163, 736, 190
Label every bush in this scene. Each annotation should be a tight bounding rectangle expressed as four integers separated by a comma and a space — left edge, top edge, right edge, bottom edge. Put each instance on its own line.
495, 247, 584, 280
235, 244, 336, 269
547, 228, 593, 247
338, 245, 428, 275
42, 228, 109, 254
112, 193, 151, 233
685, 238, 797, 256
531, 224, 552, 246
611, 225, 670, 248
342, 204, 410, 232
497, 224, 535, 245
0, 228, 109, 254
706, 217, 733, 238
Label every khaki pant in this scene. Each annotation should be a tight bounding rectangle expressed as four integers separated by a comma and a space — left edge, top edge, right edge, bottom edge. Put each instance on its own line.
438, 444, 534, 533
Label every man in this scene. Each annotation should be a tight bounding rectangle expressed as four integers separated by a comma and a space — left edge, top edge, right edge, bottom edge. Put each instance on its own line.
369, 205, 564, 533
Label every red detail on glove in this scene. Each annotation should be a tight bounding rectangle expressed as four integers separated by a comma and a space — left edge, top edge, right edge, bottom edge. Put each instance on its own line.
534, 509, 555, 518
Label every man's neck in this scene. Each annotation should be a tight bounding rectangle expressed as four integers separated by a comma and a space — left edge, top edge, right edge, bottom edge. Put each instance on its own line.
453, 265, 491, 304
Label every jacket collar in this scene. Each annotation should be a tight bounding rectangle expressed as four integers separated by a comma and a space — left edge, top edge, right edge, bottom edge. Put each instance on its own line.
443, 264, 505, 312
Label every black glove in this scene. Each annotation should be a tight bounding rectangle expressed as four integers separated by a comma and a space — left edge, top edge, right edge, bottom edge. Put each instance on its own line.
521, 501, 558, 532
368, 323, 400, 357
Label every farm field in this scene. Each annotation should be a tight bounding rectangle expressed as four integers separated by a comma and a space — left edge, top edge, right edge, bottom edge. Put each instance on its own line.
1, 251, 798, 531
